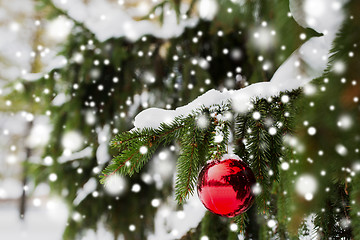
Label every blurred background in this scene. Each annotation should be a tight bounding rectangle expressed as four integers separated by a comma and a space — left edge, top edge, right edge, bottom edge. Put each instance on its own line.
0, 1, 67, 238
0, 0, 213, 239
0, 0, 357, 239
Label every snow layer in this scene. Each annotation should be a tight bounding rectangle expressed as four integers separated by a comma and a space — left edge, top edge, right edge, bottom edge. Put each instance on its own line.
58, 146, 93, 164
220, 153, 242, 161
134, 0, 346, 130
52, 0, 198, 42
73, 178, 97, 206
22, 55, 67, 81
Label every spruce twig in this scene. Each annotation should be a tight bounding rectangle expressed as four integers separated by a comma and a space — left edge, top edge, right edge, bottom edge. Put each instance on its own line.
101, 119, 186, 183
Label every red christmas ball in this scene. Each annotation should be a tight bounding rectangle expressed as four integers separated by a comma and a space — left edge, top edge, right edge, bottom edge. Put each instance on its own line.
197, 157, 256, 217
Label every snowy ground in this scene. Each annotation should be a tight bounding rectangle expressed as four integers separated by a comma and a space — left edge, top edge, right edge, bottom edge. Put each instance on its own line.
0, 203, 67, 240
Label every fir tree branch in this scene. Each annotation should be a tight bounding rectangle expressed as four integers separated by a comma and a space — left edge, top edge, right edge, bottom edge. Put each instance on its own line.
176, 141, 198, 203
209, 117, 231, 160
104, 152, 137, 178
101, 118, 186, 183
233, 213, 249, 234
175, 116, 208, 203
264, 130, 282, 182
110, 122, 184, 151
235, 114, 250, 161
246, 99, 271, 213
350, 174, 360, 238
251, 124, 271, 213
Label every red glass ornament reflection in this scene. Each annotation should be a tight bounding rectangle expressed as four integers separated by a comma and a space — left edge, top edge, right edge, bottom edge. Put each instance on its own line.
197, 158, 256, 217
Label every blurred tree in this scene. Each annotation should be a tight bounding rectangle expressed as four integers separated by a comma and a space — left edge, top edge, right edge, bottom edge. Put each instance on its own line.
2, 0, 359, 239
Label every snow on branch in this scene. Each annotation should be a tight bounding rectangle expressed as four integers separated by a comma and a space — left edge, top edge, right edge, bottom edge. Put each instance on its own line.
51, 0, 198, 42
134, 0, 346, 130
